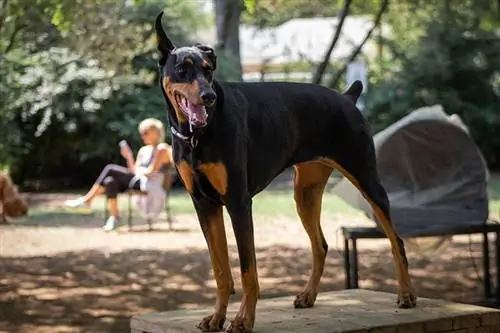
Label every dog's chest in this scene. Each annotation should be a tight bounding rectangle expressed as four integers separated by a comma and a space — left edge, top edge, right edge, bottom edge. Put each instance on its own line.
174, 151, 228, 202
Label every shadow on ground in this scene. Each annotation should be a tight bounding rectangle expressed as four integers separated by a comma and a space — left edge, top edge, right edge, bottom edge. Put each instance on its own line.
0, 240, 495, 333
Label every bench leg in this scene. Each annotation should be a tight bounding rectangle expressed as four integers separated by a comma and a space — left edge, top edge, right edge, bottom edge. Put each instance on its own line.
496, 231, 500, 303
165, 191, 173, 230
343, 237, 360, 289
351, 238, 359, 289
147, 218, 153, 231
104, 204, 109, 222
127, 194, 133, 231
482, 231, 491, 300
344, 237, 351, 289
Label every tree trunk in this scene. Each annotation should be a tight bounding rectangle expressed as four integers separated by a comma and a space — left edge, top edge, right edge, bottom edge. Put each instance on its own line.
327, 0, 389, 89
214, 0, 244, 80
311, 0, 353, 85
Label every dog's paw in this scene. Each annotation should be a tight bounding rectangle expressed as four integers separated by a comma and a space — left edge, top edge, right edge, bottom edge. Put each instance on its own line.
293, 289, 317, 308
397, 291, 417, 309
196, 313, 226, 332
226, 317, 253, 333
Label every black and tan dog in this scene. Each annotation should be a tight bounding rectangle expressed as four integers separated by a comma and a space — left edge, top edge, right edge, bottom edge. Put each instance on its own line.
155, 12, 416, 333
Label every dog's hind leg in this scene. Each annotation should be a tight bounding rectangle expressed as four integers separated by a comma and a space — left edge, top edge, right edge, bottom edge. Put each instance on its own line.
293, 161, 333, 308
319, 155, 417, 308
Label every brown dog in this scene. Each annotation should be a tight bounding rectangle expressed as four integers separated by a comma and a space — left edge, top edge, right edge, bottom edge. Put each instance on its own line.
0, 172, 28, 223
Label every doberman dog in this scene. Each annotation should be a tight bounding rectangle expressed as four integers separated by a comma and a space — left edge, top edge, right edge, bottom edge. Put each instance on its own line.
155, 12, 416, 333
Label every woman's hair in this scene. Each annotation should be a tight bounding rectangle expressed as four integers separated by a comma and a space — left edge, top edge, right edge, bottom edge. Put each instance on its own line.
138, 118, 165, 144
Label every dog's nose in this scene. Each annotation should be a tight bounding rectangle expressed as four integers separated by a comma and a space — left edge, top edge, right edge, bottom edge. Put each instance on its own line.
200, 91, 216, 106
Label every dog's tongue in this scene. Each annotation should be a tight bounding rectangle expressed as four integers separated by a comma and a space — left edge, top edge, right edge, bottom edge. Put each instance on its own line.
186, 101, 208, 124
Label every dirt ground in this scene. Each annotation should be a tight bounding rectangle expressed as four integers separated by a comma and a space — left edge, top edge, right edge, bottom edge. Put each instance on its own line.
0, 193, 496, 333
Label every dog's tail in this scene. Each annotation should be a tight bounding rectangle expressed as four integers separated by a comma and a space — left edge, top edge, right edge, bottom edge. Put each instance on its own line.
343, 80, 363, 104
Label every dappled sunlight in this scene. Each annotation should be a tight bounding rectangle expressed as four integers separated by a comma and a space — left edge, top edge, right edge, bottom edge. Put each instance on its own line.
0, 232, 494, 332
1, 192, 496, 332
3, 0, 500, 331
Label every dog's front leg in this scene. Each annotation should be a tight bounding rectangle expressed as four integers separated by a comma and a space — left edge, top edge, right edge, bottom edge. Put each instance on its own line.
226, 199, 259, 333
194, 198, 235, 332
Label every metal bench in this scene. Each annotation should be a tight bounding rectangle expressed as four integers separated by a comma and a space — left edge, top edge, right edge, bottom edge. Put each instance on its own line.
341, 220, 500, 305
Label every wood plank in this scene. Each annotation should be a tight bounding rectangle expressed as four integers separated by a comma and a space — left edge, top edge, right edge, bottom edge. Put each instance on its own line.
130, 289, 500, 333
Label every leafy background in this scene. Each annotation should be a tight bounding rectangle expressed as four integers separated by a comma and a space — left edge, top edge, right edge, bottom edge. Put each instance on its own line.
1, 0, 500, 189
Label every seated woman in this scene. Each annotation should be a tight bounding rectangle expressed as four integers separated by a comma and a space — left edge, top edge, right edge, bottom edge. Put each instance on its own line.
64, 118, 173, 231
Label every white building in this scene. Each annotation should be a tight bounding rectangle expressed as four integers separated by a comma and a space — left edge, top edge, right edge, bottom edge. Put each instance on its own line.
196, 16, 387, 82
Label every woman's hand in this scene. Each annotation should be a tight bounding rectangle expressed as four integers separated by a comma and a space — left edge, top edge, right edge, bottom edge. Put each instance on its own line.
120, 145, 133, 160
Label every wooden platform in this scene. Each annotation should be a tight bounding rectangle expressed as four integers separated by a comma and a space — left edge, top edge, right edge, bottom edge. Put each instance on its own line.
131, 289, 500, 333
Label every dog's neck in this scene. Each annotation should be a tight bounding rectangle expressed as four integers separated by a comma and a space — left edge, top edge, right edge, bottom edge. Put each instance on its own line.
168, 114, 203, 149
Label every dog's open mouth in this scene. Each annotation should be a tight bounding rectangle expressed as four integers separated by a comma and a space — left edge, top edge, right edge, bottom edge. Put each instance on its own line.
174, 92, 208, 127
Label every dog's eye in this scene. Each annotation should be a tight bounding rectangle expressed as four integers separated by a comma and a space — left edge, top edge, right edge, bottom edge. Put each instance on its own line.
175, 64, 186, 74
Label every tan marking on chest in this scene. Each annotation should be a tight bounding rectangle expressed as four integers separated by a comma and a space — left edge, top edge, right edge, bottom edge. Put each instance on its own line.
199, 162, 228, 196
176, 160, 194, 194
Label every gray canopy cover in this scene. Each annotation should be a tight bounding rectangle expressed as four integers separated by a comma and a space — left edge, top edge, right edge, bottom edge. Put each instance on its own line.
333, 105, 489, 237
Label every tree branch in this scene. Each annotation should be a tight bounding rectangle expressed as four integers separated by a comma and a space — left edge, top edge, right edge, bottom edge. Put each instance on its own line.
311, 0, 352, 84
298, 51, 316, 68
327, 0, 389, 89
3, 21, 25, 54
377, 35, 409, 64
259, 57, 273, 82
0, 0, 10, 37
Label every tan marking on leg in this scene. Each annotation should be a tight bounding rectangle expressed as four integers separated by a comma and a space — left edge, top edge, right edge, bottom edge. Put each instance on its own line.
293, 161, 332, 308
176, 160, 194, 194
197, 205, 234, 332
227, 266, 259, 333
318, 157, 415, 307
199, 162, 228, 196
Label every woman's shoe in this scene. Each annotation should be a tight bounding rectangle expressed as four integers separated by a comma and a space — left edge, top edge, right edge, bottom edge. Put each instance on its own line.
64, 197, 88, 208
103, 216, 121, 231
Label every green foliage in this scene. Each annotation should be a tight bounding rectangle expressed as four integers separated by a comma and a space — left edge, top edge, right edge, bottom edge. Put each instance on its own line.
366, 1, 500, 167
59, 0, 209, 73
0, 52, 25, 167
214, 50, 244, 81
242, 0, 342, 27
241, 0, 391, 27
4, 0, 500, 187
0, 0, 209, 187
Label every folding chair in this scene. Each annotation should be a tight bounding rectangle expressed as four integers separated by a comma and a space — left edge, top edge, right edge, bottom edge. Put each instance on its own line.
104, 167, 176, 231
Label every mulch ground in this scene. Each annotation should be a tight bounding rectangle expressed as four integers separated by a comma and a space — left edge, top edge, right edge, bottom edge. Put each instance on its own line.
0, 193, 495, 333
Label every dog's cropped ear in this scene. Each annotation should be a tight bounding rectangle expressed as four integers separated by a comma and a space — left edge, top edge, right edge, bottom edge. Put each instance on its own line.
343, 80, 363, 104
195, 43, 217, 70
155, 11, 176, 66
